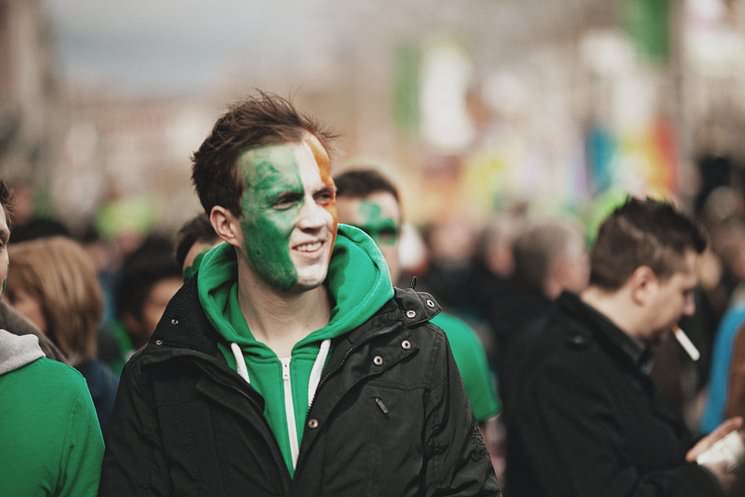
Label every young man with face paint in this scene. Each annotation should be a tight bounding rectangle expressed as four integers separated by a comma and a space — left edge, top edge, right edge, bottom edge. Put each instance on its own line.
100, 93, 499, 497
334, 169, 501, 431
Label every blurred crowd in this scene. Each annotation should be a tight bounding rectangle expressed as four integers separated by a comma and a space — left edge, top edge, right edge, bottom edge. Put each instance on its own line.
5, 118, 745, 496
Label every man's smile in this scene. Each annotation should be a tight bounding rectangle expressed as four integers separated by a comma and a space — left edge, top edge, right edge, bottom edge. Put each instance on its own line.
292, 239, 326, 255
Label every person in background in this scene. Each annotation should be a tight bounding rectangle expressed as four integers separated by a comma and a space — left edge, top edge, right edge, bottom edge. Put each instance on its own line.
100, 93, 498, 496
504, 197, 742, 497
6, 236, 118, 430
175, 213, 220, 278
334, 167, 502, 464
102, 236, 182, 374
0, 180, 104, 497
494, 218, 589, 405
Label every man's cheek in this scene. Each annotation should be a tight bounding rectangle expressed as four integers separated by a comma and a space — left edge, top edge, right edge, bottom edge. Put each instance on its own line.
326, 203, 338, 229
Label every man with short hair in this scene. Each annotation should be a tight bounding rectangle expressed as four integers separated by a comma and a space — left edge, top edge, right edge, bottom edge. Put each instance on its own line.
334, 168, 501, 430
0, 180, 104, 497
100, 93, 498, 496
504, 197, 742, 497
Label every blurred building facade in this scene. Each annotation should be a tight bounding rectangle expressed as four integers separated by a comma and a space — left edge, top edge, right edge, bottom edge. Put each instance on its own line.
0, 0, 57, 185
2, 0, 745, 231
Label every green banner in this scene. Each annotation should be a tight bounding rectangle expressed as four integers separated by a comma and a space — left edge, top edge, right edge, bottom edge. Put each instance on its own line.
624, 0, 669, 64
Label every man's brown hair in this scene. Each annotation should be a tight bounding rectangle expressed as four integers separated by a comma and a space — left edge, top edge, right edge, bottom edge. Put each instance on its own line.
192, 92, 335, 218
7, 237, 103, 365
590, 196, 706, 290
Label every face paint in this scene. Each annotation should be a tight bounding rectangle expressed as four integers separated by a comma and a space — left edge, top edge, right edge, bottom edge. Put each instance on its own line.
305, 134, 338, 250
336, 190, 402, 282
237, 139, 336, 292
357, 200, 401, 246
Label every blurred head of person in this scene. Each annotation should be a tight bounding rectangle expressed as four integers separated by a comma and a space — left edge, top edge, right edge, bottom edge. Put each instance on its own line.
512, 218, 588, 299
584, 197, 707, 343
6, 236, 103, 365
335, 169, 402, 281
479, 213, 518, 278
115, 236, 182, 348
175, 213, 220, 273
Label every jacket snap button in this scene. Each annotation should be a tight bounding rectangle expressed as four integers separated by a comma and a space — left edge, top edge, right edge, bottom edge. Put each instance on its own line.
401, 340, 412, 350
425, 299, 435, 308
170, 318, 179, 325
155, 339, 163, 346
405, 310, 417, 319
373, 355, 384, 366
308, 419, 319, 429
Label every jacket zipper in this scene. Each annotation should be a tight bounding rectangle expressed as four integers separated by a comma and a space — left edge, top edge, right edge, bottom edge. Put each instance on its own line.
281, 357, 300, 471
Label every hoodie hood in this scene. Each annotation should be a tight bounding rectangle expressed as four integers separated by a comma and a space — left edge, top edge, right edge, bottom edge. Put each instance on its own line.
0, 329, 44, 375
195, 223, 394, 476
197, 223, 394, 349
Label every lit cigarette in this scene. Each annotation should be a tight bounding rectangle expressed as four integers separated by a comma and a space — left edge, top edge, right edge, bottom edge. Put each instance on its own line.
673, 326, 700, 361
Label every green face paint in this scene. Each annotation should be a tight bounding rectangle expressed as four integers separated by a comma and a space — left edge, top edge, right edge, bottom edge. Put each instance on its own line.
238, 146, 303, 291
237, 140, 337, 292
357, 200, 400, 246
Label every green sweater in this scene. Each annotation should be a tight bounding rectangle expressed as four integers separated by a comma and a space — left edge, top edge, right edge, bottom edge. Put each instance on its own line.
197, 224, 393, 475
431, 312, 501, 422
0, 330, 104, 497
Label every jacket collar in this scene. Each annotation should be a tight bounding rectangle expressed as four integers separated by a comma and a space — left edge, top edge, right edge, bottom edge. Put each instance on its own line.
557, 291, 654, 375
143, 279, 441, 365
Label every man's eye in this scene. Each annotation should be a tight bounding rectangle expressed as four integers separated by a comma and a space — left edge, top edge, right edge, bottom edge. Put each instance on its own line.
273, 194, 300, 209
315, 189, 335, 206
377, 227, 400, 244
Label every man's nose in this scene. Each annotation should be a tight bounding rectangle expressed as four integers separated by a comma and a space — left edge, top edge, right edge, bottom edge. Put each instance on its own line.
297, 200, 331, 231
682, 296, 696, 317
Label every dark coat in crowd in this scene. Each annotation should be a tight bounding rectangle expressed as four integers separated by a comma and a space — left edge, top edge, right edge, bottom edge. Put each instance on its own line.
99, 279, 500, 497
76, 358, 118, 432
504, 292, 723, 497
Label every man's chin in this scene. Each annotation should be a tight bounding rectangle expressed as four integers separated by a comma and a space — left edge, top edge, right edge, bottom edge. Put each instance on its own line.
292, 270, 329, 292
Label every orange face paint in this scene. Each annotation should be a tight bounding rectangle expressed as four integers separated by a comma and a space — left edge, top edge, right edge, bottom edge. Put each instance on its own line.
304, 134, 338, 252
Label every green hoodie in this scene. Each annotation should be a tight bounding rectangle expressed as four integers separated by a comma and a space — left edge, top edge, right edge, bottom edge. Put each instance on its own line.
197, 224, 393, 475
0, 330, 104, 497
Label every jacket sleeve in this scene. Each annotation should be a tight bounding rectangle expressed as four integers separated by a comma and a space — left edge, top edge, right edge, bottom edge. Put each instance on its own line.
511, 360, 723, 497
423, 327, 501, 497
99, 359, 172, 497
58, 376, 105, 497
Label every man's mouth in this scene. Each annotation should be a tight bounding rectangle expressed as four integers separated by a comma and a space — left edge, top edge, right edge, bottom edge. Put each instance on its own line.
294, 240, 324, 253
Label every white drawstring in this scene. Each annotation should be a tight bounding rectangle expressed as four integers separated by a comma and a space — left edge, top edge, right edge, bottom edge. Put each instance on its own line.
230, 343, 250, 384
308, 339, 331, 408
230, 338, 331, 471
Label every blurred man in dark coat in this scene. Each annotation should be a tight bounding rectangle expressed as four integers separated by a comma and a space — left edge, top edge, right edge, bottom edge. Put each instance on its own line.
504, 197, 743, 497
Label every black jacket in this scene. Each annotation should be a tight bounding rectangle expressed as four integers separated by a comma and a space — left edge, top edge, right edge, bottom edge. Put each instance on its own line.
99, 278, 499, 497
503, 292, 723, 497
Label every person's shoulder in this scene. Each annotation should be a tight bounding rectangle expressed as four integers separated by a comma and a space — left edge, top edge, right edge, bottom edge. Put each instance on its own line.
20, 357, 89, 391
431, 312, 481, 346
517, 308, 604, 377
3, 357, 92, 416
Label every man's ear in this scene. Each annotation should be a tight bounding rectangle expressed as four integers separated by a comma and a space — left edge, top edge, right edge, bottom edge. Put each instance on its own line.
210, 206, 242, 249
628, 265, 657, 306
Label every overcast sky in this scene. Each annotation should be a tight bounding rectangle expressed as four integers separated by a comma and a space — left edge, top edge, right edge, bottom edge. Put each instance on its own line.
43, 0, 344, 95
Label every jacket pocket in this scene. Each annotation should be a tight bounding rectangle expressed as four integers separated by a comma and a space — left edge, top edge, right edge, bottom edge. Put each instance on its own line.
364, 383, 426, 497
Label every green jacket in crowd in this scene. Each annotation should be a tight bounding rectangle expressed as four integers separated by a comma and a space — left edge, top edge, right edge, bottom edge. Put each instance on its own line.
0, 329, 104, 497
